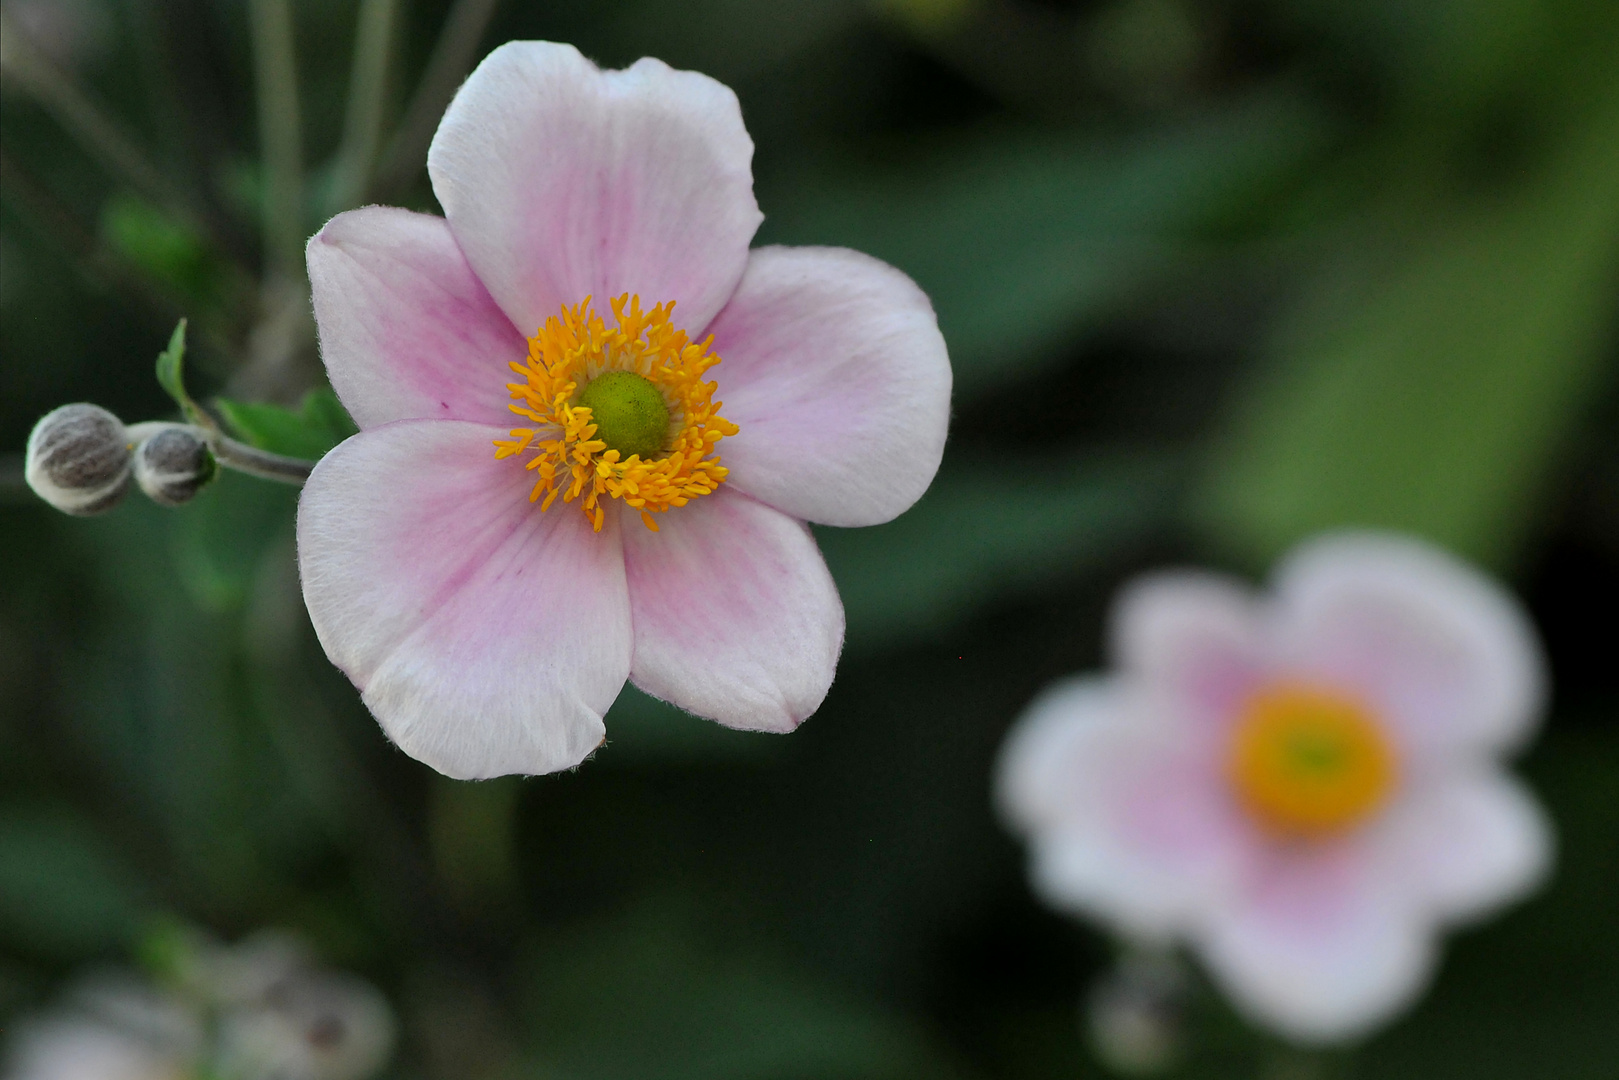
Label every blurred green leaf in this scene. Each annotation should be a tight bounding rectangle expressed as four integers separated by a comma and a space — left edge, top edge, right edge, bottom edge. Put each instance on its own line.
1196, 65, 1619, 569
818, 451, 1179, 649
518, 902, 967, 1080
760, 91, 1330, 397
100, 195, 213, 301
0, 806, 145, 957
215, 388, 358, 461
154, 318, 207, 426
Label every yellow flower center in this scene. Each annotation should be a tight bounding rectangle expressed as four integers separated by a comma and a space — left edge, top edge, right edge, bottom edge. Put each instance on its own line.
1227, 683, 1398, 837
494, 294, 739, 532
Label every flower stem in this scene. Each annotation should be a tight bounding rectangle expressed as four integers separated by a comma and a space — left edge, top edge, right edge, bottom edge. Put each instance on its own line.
126, 422, 314, 485
214, 434, 314, 484
372, 0, 503, 200
248, 0, 305, 280
330, 0, 401, 213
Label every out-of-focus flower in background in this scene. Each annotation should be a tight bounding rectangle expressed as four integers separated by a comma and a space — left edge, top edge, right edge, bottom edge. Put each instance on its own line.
2, 929, 395, 1080
2, 975, 198, 1080
997, 532, 1553, 1043
298, 41, 951, 779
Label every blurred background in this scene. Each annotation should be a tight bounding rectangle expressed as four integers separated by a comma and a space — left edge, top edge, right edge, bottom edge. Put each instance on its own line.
2, 0, 1617, 1076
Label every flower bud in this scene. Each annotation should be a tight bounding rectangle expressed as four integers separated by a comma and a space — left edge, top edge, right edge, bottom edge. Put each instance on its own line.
24, 403, 132, 515
1085, 952, 1187, 1075
132, 425, 216, 507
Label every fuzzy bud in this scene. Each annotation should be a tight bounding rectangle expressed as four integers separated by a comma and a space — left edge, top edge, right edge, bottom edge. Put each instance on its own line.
133, 425, 217, 507
24, 403, 133, 515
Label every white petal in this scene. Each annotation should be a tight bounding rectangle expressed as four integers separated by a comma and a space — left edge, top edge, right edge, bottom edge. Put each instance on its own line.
994, 676, 1118, 833
704, 246, 952, 526
297, 420, 632, 778
427, 41, 761, 337
1376, 768, 1553, 924
1272, 531, 1546, 760
306, 207, 525, 429
621, 489, 843, 733
1198, 845, 1438, 1043
999, 689, 1259, 939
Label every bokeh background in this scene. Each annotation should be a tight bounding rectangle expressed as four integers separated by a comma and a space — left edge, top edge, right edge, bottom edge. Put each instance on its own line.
3, 0, 1618, 1076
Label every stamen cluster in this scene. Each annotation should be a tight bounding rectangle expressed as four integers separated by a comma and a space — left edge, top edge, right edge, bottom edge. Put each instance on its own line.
495, 295, 738, 531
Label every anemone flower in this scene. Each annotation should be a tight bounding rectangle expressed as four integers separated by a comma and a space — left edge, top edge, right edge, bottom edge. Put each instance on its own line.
299, 42, 952, 778
996, 532, 1552, 1042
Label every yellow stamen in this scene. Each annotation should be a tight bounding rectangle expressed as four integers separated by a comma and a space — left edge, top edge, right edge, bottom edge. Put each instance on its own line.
1227, 683, 1397, 837
494, 294, 739, 531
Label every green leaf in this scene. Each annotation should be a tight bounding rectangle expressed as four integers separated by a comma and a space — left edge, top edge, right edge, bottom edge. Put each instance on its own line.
153, 318, 205, 424
214, 388, 358, 461
817, 451, 1179, 649
0, 806, 146, 958
759, 91, 1329, 398
1196, 63, 1619, 570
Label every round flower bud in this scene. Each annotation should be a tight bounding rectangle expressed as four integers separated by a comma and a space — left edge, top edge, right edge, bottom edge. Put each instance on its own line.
24, 403, 133, 515
133, 425, 217, 507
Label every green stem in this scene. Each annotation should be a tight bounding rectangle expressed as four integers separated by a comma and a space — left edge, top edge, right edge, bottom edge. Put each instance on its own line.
125, 422, 314, 485
248, 0, 305, 280
372, 0, 504, 199
330, 0, 401, 213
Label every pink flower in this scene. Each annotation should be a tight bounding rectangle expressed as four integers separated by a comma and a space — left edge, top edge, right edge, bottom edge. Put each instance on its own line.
297, 42, 951, 779
996, 533, 1553, 1042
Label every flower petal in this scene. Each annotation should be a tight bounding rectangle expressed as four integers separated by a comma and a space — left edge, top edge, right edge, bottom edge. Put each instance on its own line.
703, 246, 952, 527
995, 676, 1116, 833
1110, 571, 1267, 735
427, 41, 761, 338
1375, 767, 1552, 924
621, 489, 843, 733
1198, 843, 1437, 1043
307, 207, 525, 429
998, 685, 1259, 939
297, 420, 631, 778
1272, 532, 1546, 760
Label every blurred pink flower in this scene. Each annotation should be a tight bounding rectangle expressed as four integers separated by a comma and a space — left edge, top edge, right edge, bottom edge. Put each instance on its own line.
299, 42, 951, 778
996, 532, 1553, 1042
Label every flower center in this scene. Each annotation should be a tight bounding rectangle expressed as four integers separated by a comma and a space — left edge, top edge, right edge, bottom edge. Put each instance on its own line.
575, 370, 670, 461
494, 295, 738, 532
1227, 683, 1397, 837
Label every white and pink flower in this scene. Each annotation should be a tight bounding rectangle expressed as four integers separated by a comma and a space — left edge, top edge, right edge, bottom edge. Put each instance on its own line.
298, 42, 952, 778
996, 532, 1553, 1042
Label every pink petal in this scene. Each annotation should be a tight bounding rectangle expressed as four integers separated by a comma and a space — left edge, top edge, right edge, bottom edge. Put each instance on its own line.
427, 41, 761, 338
297, 420, 631, 778
1272, 532, 1546, 761
621, 489, 843, 733
1000, 688, 1259, 938
1198, 841, 1437, 1043
1109, 571, 1268, 737
703, 246, 952, 527
1373, 767, 1552, 924
306, 207, 526, 429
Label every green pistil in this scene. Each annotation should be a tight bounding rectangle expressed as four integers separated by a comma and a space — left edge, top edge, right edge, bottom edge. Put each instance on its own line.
577, 371, 670, 461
